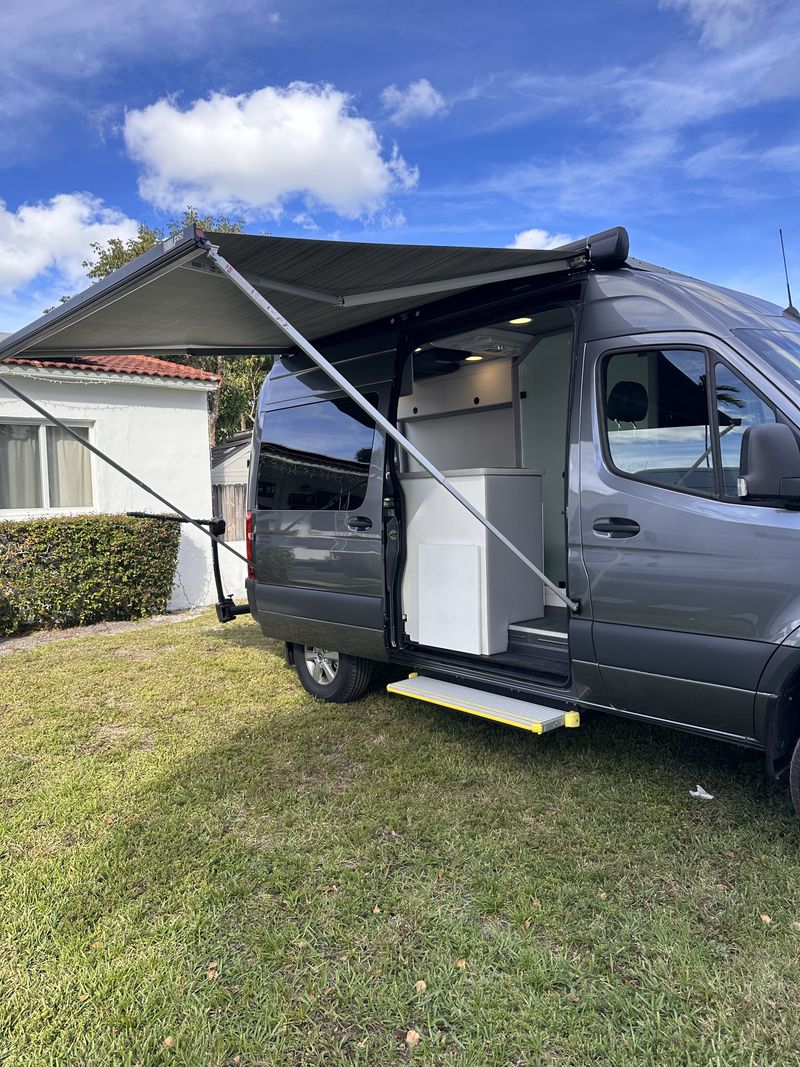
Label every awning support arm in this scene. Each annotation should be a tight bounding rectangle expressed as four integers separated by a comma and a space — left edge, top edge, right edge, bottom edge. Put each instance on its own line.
240, 259, 575, 309
334, 260, 578, 307
202, 240, 579, 614
0, 372, 249, 567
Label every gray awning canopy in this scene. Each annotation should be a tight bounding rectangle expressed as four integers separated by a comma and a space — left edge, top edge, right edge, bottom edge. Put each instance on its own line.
0, 225, 628, 360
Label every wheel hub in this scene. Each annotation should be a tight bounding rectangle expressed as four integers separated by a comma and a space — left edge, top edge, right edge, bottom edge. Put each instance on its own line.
304, 646, 339, 686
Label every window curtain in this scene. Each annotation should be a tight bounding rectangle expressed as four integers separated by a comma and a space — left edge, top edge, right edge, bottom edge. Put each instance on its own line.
46, 427, 92, 507
0, 424, 42, 509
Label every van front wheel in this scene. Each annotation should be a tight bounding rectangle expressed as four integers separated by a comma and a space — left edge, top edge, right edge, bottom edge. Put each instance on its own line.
294, 644, 374, 702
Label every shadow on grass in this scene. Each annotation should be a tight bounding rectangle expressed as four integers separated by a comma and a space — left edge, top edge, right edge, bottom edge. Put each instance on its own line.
11, 634, 798, 1064
208, 616, 791, 819
71, 683, 797, 981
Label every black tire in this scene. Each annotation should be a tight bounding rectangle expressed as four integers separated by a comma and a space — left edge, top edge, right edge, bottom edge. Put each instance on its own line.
790, 735, 800, 817
293, 644, 374, 703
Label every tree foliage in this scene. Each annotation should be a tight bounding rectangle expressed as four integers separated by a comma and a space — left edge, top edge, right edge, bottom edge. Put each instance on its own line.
82, 222, 164, 280
83, 209, 273, 444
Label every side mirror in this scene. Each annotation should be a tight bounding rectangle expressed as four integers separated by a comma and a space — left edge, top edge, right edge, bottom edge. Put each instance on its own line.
739, 423, 800, 503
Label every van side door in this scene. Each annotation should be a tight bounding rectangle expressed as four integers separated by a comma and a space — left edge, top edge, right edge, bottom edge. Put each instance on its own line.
250, 384, 389, 660
580, 332, 800, 740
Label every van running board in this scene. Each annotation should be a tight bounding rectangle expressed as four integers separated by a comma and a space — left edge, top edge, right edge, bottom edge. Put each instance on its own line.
387, 675, 580, 734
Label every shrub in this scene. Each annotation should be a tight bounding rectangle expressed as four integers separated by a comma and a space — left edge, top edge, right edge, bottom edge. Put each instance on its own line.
0, 514, 180, 637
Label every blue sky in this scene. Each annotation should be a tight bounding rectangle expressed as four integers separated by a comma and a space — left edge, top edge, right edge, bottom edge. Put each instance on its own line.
1, 0, 799, 333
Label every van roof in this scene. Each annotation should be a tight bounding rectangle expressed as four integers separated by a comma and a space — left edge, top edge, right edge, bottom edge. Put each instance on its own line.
580, 260, 792, 342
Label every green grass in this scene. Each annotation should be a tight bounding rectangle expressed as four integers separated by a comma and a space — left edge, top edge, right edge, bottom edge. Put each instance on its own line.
1, 612, 799, 1066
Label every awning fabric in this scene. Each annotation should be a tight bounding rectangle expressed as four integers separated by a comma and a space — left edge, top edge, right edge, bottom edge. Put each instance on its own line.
0, 226, 628, 360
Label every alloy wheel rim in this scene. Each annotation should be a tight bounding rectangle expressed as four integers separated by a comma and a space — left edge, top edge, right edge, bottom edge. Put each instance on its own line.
304, 647, 340, 685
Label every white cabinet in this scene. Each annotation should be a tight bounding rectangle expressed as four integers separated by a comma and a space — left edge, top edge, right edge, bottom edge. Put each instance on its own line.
400, 469, 544, 655
397, 359, 512, 420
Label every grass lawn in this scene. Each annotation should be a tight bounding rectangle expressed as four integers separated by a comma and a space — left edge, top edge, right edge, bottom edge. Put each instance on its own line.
1, 611, 799, 1066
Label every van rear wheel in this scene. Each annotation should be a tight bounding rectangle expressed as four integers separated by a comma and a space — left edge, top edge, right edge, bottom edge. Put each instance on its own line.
294, 644, 374, 702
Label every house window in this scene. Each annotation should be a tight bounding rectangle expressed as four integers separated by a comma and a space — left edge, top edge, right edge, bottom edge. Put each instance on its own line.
0, 423, 93, 510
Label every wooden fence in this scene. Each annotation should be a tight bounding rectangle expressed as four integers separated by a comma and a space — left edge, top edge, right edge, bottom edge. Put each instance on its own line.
212, 483, 247, 541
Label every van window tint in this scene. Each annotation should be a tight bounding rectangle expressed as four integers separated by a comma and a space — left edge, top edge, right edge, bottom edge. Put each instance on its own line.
257, 395, 377, 511
713, 363, 776, 496
603, 349, 715, 494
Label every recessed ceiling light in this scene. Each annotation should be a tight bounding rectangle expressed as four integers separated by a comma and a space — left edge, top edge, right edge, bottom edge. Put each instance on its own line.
508, 316, 533, 325
465, 354, 483, 362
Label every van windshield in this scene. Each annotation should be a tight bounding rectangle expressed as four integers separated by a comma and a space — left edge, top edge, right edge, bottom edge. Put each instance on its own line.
734, 324, 800, 387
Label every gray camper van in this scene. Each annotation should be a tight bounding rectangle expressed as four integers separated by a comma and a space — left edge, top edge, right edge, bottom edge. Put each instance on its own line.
3, 224, 800, 811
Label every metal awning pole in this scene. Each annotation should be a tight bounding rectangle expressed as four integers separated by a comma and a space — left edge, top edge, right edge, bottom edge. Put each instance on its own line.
202, 240, 578, 613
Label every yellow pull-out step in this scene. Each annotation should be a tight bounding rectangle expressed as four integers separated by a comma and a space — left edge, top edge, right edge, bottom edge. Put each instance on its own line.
387, 675, 579, 734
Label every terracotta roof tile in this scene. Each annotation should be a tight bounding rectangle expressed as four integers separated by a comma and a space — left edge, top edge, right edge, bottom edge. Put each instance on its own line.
2, 353, 220, 383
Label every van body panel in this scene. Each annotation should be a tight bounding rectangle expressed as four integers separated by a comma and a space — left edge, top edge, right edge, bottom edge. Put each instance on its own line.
598, 667, 756, 737
249, 350, 394, 657
251, 583, 384, 629
245, 258, 800, 752
580, 269, 793, 346
568, 617, 606, 705
578, 324, 800, 737
254, 609, 388, 661
566, 334, 594, 615
253, 509, 384, 596
592, 622, 772, 690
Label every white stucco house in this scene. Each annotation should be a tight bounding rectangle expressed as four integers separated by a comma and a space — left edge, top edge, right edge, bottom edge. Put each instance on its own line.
0, 352, 222, 610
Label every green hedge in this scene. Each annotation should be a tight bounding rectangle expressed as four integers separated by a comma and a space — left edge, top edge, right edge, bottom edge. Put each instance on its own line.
0, 514, 181, 637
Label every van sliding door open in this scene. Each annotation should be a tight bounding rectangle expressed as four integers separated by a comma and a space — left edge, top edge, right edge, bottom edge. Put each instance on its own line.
200, 239, 578, 617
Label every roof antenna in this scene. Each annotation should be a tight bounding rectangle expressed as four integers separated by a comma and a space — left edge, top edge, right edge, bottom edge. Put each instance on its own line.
779, 228, 800, 322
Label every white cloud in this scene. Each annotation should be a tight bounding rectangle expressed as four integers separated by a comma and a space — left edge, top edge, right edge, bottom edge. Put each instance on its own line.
124, 83, 419, 218
683, 137, 750, 176
507, 228, 574, 250
762, 142, 800, 169
381, 78, 449, 125
0, 1, 276, 149
660, 0, 768, 48
291, 212, 319, 231
464, 132, 677, 218
446, 1, 800, 223
469, 7, 800, 141
0, 193, 138, 295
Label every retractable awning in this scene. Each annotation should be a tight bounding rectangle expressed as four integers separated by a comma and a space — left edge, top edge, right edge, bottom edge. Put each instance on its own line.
0, 225, 629, 360
0, 224, 628, 613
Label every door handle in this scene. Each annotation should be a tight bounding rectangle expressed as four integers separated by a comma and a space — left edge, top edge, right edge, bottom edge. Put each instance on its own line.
592, 517, 640, 538
347, 515, 373, 531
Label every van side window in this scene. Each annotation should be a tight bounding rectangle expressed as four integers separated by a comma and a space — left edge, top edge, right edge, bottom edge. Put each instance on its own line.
713, 363, 776, 497
602, 349, 715, 494
256, 395, 377, 511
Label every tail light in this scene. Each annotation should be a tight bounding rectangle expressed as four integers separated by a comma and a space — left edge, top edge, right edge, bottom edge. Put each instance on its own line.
245, 510, 255, 580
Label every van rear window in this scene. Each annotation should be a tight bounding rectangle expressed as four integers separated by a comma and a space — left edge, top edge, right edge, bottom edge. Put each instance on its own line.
256, 395, 377, 511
